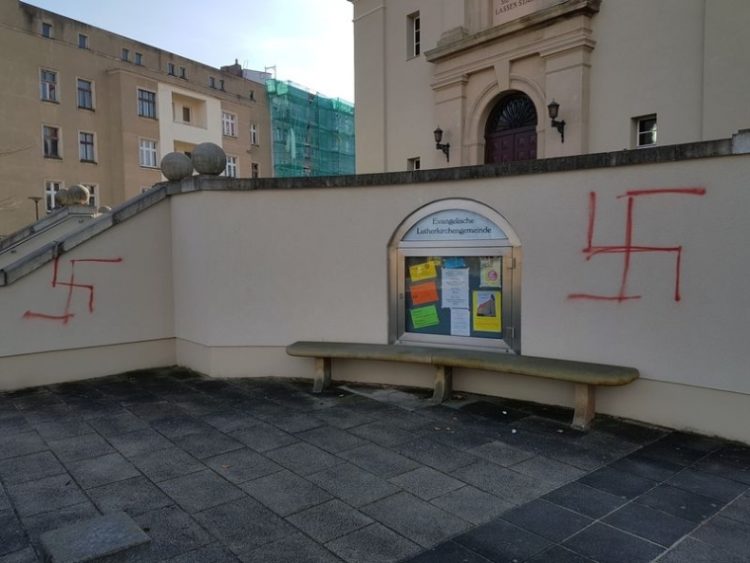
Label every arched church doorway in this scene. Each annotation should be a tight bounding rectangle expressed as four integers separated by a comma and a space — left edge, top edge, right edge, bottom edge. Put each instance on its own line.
484, 93, 538, 164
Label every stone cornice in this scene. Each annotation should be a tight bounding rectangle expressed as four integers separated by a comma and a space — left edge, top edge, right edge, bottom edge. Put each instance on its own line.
425, 0, 601, 63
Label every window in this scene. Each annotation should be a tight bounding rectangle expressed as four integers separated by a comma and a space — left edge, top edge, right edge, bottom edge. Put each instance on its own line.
222, 112, 237, 137
167, 62, 176, 76
182, 107, 191, 123
137, 89, 156, 119
209, 76, 216, 89
219, 79, 225, 91
41, 22, 53, 38
44, 181, 63, 212
77, 79, 93, 109
251, 163, 259, 178
249, 90, 256, 102
407, 157, 421, 171
408, 12, 421, 58
82, 184, 97, 207
42, 126, 60, 158
121, 48, 129, 62
79, 132, 95, 162
40, 69, 57, 102
78, 33, 88, 49
390, 201, 521, 353
134, 52, 143, 65
179, 66, 187, 79
225, 155, 238, 178
138, 139, 158, 167
635, 115, 657, 147
250, 123, 259, 145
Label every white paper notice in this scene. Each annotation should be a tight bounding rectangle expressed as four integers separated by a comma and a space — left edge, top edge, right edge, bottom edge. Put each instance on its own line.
441, 268, 469, 309
450, 309, 471, 336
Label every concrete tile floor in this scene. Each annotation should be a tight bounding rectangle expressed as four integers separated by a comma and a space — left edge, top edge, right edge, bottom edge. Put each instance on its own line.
0, 367, 748, 562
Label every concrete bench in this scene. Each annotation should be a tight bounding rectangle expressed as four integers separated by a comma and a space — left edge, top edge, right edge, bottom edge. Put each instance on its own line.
286, 341, 639, 430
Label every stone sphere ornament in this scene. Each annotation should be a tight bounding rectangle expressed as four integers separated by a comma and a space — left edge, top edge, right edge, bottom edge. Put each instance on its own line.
191, 142, 227, 175
160, 152, 194, 181
66, 184, 90, 205
54, 187, 70, 207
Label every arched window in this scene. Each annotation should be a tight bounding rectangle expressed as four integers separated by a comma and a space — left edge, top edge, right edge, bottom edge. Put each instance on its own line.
484, 92, 537, 164
389, 199, 521, 353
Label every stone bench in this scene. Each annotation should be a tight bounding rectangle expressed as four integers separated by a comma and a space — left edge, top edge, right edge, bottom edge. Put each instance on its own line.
286, 341, 639, 430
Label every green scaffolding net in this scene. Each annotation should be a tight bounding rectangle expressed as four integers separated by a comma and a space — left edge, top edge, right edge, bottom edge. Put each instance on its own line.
266, 79, 355, 177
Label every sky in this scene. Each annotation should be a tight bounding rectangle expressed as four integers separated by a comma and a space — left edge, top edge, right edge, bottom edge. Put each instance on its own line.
24, 0, 355, 101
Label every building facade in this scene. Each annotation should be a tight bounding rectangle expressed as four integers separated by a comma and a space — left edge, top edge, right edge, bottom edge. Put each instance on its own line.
0, 1, 272, 236
352, 0, 750, 172
266, 79, 355, 177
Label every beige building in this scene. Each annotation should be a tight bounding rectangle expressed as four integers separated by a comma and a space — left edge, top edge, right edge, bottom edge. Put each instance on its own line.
352, 0, 750, 172
0, 1, 272, 236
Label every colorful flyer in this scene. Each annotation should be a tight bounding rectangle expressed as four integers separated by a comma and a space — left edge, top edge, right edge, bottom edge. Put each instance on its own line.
410, 281, 439, 305
441, 268, 469, 309
409, 261, 437, 282
480, 257, 502, 288
443, 257, 466, 269
450, 308, 471, 336
472, 290, 502, 333
410, 305, 440, 329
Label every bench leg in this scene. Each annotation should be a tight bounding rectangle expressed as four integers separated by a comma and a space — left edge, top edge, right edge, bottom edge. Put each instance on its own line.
313, 357, 331, 393
431, 365, 453, 403
572, 383, 595, 430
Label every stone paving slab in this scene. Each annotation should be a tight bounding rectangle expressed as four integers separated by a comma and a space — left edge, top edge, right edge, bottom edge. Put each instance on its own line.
38, 511, 149, 563
0, 368, 748, 562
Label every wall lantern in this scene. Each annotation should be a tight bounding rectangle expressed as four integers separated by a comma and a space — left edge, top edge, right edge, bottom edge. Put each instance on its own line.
547, 100, 566, 143
434, 126, 450, 162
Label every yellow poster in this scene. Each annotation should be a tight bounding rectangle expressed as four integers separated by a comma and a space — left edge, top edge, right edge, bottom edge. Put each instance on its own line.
409, 261, 437, 282
480, 257, 502, 288
472, 290, 502, 333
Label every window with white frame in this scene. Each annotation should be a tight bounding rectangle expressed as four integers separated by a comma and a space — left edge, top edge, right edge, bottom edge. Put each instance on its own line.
40, 69, 58, 102
79, 132, 95, 162
407, 157, 421, 171
43, 126, 60, 158
250, 123, 259, 145
225, 155, 238, 178
222, 112, 237, 137
78, 33, 88, 49
77, 79, 93, 109
407, 12, 421, 58
634, 115, 657, 147
41, 22, 53, 38
44, 180, 63, 212
137, 89, 156, 118
82, 184, 97, 207
138, 138, 158, 167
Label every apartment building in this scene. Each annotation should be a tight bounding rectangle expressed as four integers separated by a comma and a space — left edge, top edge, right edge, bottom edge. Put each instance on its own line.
0, 1, 272, 235
352, 0, 750, 172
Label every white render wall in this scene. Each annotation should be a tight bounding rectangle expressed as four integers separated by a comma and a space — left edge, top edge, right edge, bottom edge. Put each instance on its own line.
1, 151, 749, 441
0, 203, 175, 384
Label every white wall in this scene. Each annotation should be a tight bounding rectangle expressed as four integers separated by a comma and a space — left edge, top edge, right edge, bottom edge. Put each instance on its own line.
0, 202, 175, 385
3, 151, 750, 441
170, 155, 750, 398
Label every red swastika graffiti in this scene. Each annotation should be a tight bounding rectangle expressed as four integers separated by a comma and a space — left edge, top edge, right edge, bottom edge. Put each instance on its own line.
568, 188, 706, 303
22, 256, 123, 324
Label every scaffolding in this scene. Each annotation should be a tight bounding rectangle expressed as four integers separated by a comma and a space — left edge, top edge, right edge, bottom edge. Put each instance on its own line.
266, 79, 355, 177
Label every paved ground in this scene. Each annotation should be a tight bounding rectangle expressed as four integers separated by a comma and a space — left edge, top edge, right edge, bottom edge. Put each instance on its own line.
0, 368, 748, 563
